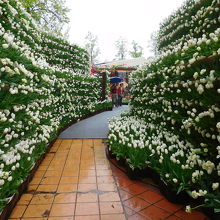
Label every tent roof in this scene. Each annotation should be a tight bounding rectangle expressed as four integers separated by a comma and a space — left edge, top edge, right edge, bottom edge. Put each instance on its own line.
96, 57, 147, 68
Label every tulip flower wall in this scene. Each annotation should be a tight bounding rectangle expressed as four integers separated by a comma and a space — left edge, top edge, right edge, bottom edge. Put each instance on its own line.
0, 0, 110, 211
108, 0, 220, 212
157, 0, 220, 53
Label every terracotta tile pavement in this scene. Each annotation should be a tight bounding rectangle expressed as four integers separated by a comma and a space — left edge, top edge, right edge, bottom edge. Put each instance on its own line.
109, 156, 210, 220
8, 139, 209, 220
9, 139, 126, 220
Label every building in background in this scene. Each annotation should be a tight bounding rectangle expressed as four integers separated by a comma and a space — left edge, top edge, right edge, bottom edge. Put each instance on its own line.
95, 57, 147, 83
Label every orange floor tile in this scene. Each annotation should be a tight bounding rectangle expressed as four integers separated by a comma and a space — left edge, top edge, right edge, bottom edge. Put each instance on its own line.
110, 163, 209, 220
9, 139, 209, 220
9, 139, 126, 220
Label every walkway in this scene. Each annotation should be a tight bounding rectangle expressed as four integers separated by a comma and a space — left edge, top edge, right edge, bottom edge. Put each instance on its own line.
59, 106, 128, 139
8, 139, 208, 220
9, 139, 126, 220
8, 107, 209, 220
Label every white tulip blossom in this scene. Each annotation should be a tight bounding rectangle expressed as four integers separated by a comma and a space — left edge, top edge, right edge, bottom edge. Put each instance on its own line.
212, 183, 219, 190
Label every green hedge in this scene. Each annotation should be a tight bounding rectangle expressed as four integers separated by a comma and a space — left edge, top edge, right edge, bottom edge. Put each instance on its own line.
0, 0, 110, 211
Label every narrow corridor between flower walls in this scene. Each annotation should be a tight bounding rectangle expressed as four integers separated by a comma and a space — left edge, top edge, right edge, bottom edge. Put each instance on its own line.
8, 138, 209, 220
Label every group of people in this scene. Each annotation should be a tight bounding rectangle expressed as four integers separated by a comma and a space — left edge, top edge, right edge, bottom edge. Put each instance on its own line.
111, 83, 125, 107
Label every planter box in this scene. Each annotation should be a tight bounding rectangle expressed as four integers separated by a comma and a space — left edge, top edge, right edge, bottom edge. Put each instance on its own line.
105, 146, 115, 159
148, 168, 161, 184
158, 179, 192, 204
116, 157, 126, 167
125, 164, 146, 180
142, 167, 155, 178
201, 207, 220, 220
0, 194, 18, 220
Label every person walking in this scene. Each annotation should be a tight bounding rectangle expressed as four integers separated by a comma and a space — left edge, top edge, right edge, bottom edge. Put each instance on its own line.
111, 83, 118, 107
117, 83, 124, 106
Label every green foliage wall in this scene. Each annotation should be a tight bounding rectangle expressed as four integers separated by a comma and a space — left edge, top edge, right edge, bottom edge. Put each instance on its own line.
108, 0, 220, 211
0, 0, 110, 211
157, 0, 220, 52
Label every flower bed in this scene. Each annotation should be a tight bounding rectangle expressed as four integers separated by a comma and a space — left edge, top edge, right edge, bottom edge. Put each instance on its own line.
108, 0, 220, 216
0, 0, 111, 212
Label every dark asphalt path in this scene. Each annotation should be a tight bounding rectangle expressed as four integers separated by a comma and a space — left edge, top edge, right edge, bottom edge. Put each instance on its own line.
59, 105, 129, 139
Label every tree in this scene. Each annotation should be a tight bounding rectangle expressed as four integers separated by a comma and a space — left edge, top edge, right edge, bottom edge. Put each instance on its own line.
129, 40, 143, 58
18, 0, 70, 36
147, 31, 159, 56
115, 37, 127, 60
84, 32, 100, 64
62, 26, 71, 41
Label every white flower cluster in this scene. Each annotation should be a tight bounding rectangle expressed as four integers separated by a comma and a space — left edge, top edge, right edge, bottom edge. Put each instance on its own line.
157, 0, 220, 53
109, 114, 220, 183
0, 0, 89, 75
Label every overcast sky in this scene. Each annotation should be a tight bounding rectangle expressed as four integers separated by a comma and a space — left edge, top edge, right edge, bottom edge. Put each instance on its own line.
65, 0, 185, 62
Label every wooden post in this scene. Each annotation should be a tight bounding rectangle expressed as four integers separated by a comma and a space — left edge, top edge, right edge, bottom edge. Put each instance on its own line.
101, 71, 107, 101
